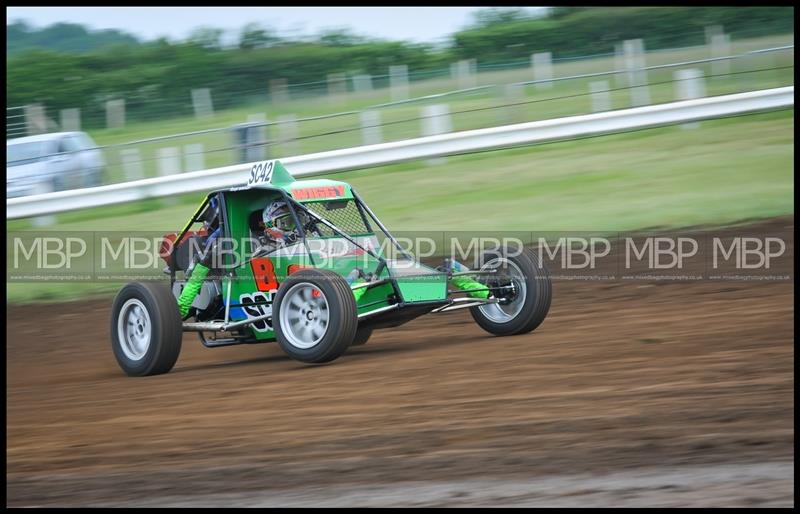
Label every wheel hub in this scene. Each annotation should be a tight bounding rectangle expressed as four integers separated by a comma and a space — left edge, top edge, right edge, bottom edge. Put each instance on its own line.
117, 298, 152, 361
280, 283, 330, 349
478, 258, 527, 323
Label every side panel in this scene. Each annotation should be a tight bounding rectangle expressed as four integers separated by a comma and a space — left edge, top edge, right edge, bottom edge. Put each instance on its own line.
388, 260, 448, 302
355, 283, 395, 316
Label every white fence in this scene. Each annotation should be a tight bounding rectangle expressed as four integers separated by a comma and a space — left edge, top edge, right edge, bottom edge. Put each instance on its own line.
6, 86, 794, 220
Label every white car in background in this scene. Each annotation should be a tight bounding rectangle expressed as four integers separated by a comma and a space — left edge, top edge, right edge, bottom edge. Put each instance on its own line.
6, 131, 105, 198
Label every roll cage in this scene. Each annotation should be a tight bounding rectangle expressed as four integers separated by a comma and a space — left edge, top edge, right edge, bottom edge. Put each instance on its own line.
168, 185, 416, 290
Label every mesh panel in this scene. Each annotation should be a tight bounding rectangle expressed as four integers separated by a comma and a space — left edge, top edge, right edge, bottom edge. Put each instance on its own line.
302, 200, 372, 237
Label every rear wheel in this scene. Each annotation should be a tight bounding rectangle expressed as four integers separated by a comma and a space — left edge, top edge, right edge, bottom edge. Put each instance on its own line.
470, 245, 551, 336
274, 269, 358, 363
110, 282, 183, 376
350, 326, 373, 347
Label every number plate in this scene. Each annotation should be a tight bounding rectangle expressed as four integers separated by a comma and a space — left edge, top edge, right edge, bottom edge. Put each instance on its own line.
247, 160, 276, 186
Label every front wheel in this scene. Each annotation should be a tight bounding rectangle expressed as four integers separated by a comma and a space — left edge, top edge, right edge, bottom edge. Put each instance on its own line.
470, 245, 552, 336
273, 269, 358, 363
110, 282, 183, 376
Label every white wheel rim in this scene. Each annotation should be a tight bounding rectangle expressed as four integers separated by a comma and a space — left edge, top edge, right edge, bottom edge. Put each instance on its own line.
279, 283, 330, 349
478, 258, 527, 323
118, 298, 151, 361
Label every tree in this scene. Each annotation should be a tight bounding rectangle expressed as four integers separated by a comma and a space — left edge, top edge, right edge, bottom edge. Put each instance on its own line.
7, 19, 32, 36
469, 8, 531, 28
549, 7, 591, 19
188, 27, 224, 49
317, 28, 367, 47
7, 20, 139, 55
239, 22, 281, 50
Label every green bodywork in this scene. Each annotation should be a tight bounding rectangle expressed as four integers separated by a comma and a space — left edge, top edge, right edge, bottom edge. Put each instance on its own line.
185, 160, 454, 342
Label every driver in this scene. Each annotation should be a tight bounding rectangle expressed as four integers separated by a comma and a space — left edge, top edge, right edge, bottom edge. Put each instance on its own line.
255, 200, 303, 254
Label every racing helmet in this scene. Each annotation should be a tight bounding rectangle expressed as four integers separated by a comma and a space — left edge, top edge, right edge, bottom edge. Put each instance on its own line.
262, 200, 296, 232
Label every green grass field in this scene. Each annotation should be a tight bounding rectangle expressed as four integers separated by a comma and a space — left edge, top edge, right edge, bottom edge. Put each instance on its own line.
73, 34, 793, 188
7, 109, 794, 303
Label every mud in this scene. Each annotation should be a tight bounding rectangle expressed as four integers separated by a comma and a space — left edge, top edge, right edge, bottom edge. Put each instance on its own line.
6, 217, 794, 507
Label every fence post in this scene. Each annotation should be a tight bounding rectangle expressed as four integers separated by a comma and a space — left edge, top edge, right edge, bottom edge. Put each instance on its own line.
25, 104, 47, 135
157, 147, 181, 175
353, 74, 373, 94
105, 99, 125, 129
614, 43, 626, 87
269, 78, 289, 103
120, 148, 144, 181
675, 69, 706, 129
705, 25, 723, 44
60, 108, 81, 132
456, 59, 476, 90
589, 81, 611, 112
623, 39, 650, 107
532, 52, 553, 89
277, 114, 299, 157
191, 88, 214, 119
327, 73, 347, 104
183, 143, 205, 172
359, 110, 382, 146
157, 147, 181, 206
247, 113, 268, 161
709, 30, 731, 78
422, 104, 452, 165
390, 65, 409, 102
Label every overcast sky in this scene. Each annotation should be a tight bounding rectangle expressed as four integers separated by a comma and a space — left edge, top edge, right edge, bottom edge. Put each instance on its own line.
7, 6, 549, 45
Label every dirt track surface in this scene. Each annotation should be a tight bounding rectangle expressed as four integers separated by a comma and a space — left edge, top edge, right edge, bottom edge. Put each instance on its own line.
6, 218, 795, 507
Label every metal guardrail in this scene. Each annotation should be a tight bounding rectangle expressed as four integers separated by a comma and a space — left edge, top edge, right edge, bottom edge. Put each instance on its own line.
6, 86, 794, 220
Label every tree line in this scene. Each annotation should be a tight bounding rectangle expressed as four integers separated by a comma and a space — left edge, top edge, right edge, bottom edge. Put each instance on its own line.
7, 7, 793, 129
8, 20, 139, 55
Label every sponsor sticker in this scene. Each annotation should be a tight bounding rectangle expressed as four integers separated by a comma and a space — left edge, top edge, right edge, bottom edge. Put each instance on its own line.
291, 185, 346, 200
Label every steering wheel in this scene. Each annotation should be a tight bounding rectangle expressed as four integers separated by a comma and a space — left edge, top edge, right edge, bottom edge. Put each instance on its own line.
302, 218, 323, 237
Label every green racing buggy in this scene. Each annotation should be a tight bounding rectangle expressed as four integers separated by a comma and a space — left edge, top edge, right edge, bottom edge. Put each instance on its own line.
110, 160, 552, 376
